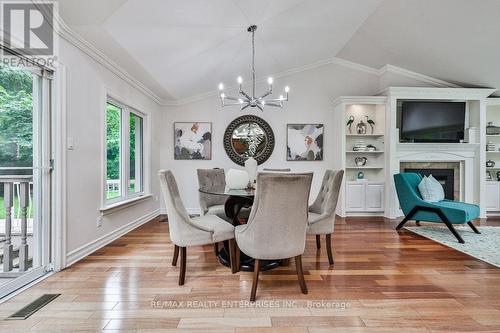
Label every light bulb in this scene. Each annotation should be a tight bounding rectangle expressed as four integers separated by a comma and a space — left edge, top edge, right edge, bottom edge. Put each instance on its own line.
284, 86, 290, 93
238, 98, 243, 104
220, 93, 225, 99
279, 95, 284, 100
237, 76, 243, 84
267, 77, 273, 85
218, 83, 224, 91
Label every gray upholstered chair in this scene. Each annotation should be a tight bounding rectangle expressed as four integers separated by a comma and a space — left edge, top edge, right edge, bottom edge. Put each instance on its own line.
159, 170, 237, 285
308, 169, 344, 265
235, 172, 313, 301
197, 168, 228, 219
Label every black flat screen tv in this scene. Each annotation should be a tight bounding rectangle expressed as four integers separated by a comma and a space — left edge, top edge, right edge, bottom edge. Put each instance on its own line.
400, 101, 466, 143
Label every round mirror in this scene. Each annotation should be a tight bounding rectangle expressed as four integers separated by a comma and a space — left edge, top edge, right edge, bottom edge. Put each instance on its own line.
224, 115, 275, 166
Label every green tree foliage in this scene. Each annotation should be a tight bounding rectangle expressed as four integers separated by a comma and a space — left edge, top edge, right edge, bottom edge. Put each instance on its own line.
106, 103, 121, 180
0, 63, 33, 168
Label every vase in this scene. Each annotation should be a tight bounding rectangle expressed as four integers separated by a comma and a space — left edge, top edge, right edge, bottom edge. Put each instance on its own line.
226, 168, 250, 190
245, 156, 257, 186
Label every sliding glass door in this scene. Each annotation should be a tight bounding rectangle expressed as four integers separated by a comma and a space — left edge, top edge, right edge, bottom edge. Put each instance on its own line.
0, 56, 53, 298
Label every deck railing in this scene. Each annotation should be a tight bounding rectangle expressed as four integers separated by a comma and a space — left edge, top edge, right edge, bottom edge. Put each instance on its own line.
1, 175, 33, 272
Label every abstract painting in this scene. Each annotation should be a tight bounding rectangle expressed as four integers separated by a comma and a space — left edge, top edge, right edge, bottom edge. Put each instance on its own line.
287, 124, 324, 161
174, 122, 212, 160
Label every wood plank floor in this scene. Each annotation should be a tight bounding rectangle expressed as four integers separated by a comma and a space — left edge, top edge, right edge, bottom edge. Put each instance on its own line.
1, 216, 500, 332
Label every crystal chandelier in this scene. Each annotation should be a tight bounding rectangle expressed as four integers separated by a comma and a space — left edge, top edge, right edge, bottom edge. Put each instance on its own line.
218, 25, 289, 111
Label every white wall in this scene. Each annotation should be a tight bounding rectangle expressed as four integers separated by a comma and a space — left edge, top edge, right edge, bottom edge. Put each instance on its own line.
160, 63, 381, 212
60, 38, 162, 258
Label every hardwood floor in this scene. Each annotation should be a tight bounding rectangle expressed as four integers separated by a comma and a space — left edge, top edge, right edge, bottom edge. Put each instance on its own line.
1, 216, 500, 332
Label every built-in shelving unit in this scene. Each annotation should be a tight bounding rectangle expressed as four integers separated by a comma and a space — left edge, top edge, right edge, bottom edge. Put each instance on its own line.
485, 98, 500, 214
334, 96, 387, 216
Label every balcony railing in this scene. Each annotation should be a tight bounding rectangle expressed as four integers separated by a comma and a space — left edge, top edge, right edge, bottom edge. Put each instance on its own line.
0, 175, 33, 273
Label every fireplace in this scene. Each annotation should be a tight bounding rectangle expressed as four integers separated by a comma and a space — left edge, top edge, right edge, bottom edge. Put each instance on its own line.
400, 162, 461, 200
404, 168, 454, 199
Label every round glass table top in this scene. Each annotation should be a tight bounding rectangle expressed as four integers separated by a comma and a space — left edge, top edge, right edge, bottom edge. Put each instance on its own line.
198, 186, 255, 197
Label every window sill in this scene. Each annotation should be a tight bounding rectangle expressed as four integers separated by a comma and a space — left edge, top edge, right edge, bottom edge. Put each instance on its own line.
100, 194, 152, 215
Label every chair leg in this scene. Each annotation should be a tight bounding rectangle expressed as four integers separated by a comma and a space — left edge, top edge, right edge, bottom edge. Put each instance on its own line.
172, 245, 179, 266
467, 222, 481, 234
325, 234, 334, 266
179, 247, 186, 286
415, 220, 421, 226
214, 242, 219, 256
294, 255, 308, 294
316, 235, 321, 249
442, 220, 465, 243
250, 259, 261, 302
396, 206, 419, 230
228, 239, 238, 274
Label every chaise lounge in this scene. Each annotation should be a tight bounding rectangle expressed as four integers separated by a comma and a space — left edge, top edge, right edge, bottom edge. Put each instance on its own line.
393, 173, 481, 243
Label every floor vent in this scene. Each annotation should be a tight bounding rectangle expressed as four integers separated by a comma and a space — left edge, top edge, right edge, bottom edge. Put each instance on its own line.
5, 294, 61, 320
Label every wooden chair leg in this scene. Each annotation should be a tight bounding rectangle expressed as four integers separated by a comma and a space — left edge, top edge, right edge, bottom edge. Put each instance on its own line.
250, 259, 261, 302
415, 220, 421, 226
325, 234, 334, 266
172, 245, 179, 266
467, 221, 481, 234
316, 235, 321, 249
294, 255, 308, 294
179, 247, 186, 286
228, 239, 238, 274
214, 243, 219, 256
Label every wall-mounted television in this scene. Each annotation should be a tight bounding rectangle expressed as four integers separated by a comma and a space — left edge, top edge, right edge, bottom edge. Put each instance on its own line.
400, 101, 466, 143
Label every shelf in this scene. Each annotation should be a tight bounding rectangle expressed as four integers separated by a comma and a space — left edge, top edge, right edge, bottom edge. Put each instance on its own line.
346, 134, 384, 137
486, 151, 500, 153
346, 151, 384, 154
486, 167, 500, 169
487, 134, 500, 137
346, 166, 384, 169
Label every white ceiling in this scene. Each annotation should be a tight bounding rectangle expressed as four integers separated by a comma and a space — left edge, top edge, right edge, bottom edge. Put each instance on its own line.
59, 0, 500, 102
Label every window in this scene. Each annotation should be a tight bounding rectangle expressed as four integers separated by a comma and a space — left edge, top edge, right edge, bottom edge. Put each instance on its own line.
105, 98, 145, 205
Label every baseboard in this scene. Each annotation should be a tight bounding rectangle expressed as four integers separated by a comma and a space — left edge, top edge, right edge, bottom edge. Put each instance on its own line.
65, 209, 160, 267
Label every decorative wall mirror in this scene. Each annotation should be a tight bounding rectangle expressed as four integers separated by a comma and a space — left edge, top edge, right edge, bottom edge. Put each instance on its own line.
224, 115, 275, 166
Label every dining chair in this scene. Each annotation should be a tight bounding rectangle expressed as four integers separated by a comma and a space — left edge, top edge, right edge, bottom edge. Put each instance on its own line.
308, 169, 344, 265
262, 168, 291, 172
235, 172, 313, 301
159, 170, 238, 285
197, 168, 228, 219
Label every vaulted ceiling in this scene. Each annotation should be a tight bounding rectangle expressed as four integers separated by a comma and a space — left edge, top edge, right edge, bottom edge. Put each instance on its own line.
59, 0, 500, 102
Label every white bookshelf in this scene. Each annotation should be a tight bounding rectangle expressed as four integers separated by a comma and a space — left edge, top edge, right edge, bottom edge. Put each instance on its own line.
334, 96, 387, 216
485, 98, 500, 214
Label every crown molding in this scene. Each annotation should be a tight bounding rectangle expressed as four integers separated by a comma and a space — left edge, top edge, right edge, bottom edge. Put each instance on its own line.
55, 18, 166, 106
378, 64, 461, 88
333, 96, 387, 107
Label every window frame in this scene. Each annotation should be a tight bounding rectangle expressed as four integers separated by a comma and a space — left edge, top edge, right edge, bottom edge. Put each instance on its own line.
103, 94, 149, 209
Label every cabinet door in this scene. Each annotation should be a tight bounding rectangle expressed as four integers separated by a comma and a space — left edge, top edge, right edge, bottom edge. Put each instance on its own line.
346, 183, 365, 211
366, 183, 384, 211
485, 182, 499, 211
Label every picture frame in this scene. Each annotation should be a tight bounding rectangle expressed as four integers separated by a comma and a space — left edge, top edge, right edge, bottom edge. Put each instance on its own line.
286, 123, 324, 161
174, 122, 212, 160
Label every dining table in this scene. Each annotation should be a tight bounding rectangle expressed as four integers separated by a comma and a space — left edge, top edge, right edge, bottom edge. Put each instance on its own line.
198, 186, 282, 272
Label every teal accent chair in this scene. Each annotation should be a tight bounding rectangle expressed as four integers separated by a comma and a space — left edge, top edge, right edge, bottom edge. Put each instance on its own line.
393, 173, 481, 243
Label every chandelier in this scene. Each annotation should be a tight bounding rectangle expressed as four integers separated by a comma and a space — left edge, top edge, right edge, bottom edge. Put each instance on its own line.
218, 25, 289, 111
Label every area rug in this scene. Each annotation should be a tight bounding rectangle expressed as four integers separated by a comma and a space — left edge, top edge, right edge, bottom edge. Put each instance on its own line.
404, 226, 500, 268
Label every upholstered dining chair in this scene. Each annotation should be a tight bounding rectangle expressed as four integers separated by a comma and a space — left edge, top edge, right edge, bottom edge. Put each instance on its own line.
235, 172, 313, 301
308, 169, 344, 265
159, 170, 237, 285
197, 168, 228, 219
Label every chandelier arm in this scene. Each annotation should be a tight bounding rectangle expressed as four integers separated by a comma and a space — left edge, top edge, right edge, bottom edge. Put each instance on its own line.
258, 90, 272, 100
263, 97, 288, 103
256, 103, 263, 111
223, 101, 245, 106
239, 90, 252, 101
264, 102, 283, 108
241, 103, 251, 111
224, 96, 242, 101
